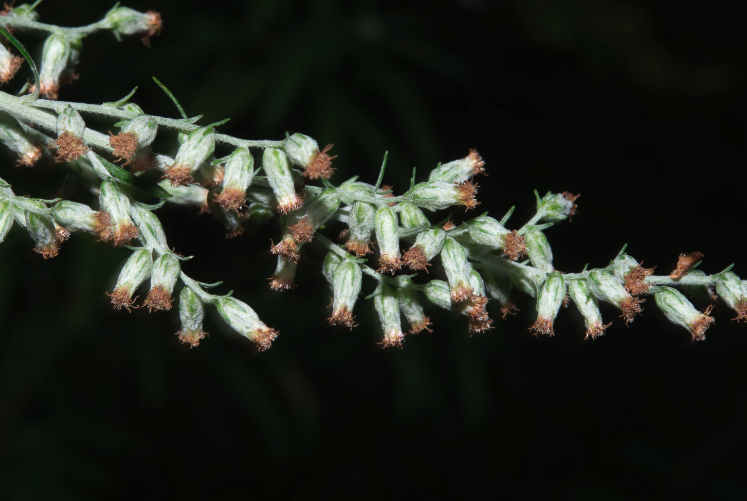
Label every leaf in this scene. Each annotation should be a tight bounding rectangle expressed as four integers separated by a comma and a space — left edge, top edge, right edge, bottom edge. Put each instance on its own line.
152, 76, 188, 119
373, 151, 389, 192
500, 206, 515, 226
103, 87, 138, 108
0, 26, 39, 102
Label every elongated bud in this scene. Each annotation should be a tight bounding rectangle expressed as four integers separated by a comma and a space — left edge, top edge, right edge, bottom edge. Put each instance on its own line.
98, 180, 139, 246
214, 296, 278, 352
653, 287, 714, 341
716, 272, 747, 322
292, 188, 341, 237
110, 116, 157, 164
530, 272, 565, 336
395, 276, 432, 334
345, 202, 375, 257
38, 33, 71, 99
329, 260, 362, 328
0, 199, 13, 243
467, 216, 510, 247
568, 279, 608, 339
612, 254, 655, 297
375, 206, 401, 274
129, 204, 168, 251
284, 133, 336, 179
269, 255, 298, 291
0, 114, 41, 166
50, 106, 88, 162
263, 148, 303, 213
482, 269, 519, 319
463, 268, 493, 333
339, 178, 375, 195
144, 253, 180, 312
0, 43, 23, 85
428, 149, 485, 183
3, 3, 39, 21
403, 227, 446, 272
102, 7, 162, 44
442, 237, 472, 302
56, 106, 85, 138
109, 248, 153, 310
424, 279, 452, 310
523, 225, 553, 272
399, 202, 429, 229
25, 206, 62, 259
51, 200, 100, 234
588, 269, 643, 324
504, 261, 546, 298
410, 180, 479, 211
215, 148, 254, 211
374, 284, 404, 348
177, 287, 207, 347
163, 127, 215, 186
536, 191, 579, 223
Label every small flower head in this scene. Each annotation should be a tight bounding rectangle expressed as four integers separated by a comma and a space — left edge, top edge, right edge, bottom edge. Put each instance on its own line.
535, 191, 580, 223
624, 263, 656, 296
374, 206, 401, 274
288, 217, 315, 243
396, 276, 432, 334
103, 7, 162, 45
403, 227, 446, 272
215, 147, 254, 211
110, 116, 158, 164
177, 286, 207, 348
25, 208, 62, 259
410, 180, 479, 211
263, 148, 303, 213
503, 230, 528, 261
568, 279, 609, 340
374, 284, 405, 348
269, 256, 297, 291
467, 216, 511, 249
402, 245, 430, 272
346, 202, 376, 257
716, 272, 747, 322
423, 280, 452, 310
529, 272, 565, 337
0, 43, 23, 85
669, 252, 704, 279
0, 114, 41, 166
653, 287, 715, 341
270, 234, 300, 263
462, 293, 493, 334
50, 201, 99, 234
588, 269, 644, 325
109, 131, 138, 164
398, 202, 429, 230
428, 149, 486, 183
109, 248, 153, 311
442, 237, 472, 302
523, 225, 554, 272
329, 260, 362, 329
214, 296, 278, 351
37, 33, 80, 99
144, 253, 180, 312
163, 127, 215, 186
98, 180, 140, 246
284, 133, 337, 179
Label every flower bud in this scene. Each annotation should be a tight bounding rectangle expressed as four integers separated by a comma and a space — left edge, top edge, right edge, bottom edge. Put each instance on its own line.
269, 255, 297, 291
441, 237, 472, 302
0, 114, 41, 166
215, 148, 254, 211
102, 7, 162, 43
505, 261, 546, 298
523, 225, 553, 272
0, 199, 13, 243
214, 296, 278, 352
339, 178, 375, 195
612, 254, 654, 297
462, 268, 493, 333
177, 286, 207, 347
109, 248, 153, 310
158, 181, 208, 210
56, 106, 85, 138
329, 260, 362, 328
263, 148, 303, 214
395, 276, 432, 334
399, 202, 429, 229
424, 280, 452, 310
49, 106, 88, 162
568, 279, 608, 339
163, 127, 215, 186
716, 272, 747, 322
482, 269, 519, 318
375, 206, 401, 274
284, 132, 336, 179
403, 227, 446, 272
0, 43, 23, 85
129, 204, 168, 251
98, 180, 139, 246
536, 191, 579, 223
51, 200, 100, 234
38, 33, 79, 99
3, 3, 39, 21
530, 272, 565, 336
653, 287, 714, 341
144, 253, 180, 312
110, 116, 158, 164
25, 206, 62, 259
587, 269, 643, 324
345, 201, 375, 257
298, 188, 341, 232
428, 149, 485, 183
374, 283, 404, 348
409, 180, 478, 211
467, 216, 510, 247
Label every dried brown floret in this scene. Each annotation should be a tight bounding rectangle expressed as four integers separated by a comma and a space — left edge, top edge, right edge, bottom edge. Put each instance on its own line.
253, 326, 279, 352
113, 222, 139, 247
345, 239, 373, 257
0, 54, 22, 85
1, 2, 15, 16
442, 220, 456, 231
500, 303, 520, 319
529, 317, 554, 337
502, 230, 527, 261
108, 287, 136, 312
33, 241, 60, 260
288, 217, 315, 243
214, 187, 247, 212
108, 131, 138, 164
48, 133, 89, 162
456, 180, 479, 210
690, 305, 715, 341
620, 296, 644, 325
94, 211, 113, 241
624, 263, 656, 296
465, 295, 493, 334
270, 237, 300, 263
144, 285, 173, 312
163, 165, 194, 187
38, 82, 60, 100
585, 321, 612, 340
329, 307, 357, 330
380, 332, 405, 348
55, 225, 70, 242
467, 148, 486, 176
178, 329, 208, 348
409, 317, 433, 334
269, 275, 296, 291
732, 300, 747, 323
669, 252, 704, 279
304, 144, 337, 179
450, 284, 473, 303
402, 245, 431, 272
141, 10, 163, 47
561, 191, 581, 221
377, 254, 402, 275
277, 193, 304, 214
16, 145, 41, 167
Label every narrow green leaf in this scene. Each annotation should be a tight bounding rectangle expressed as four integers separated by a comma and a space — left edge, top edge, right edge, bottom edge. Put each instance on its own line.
104, 87, 138, 108
152, 76, 188, 119
500, 206, 515, 226
0, 26, 39, 102
373, 151, 389, 192
206, 118, 230, 128
92, 153, 172, 199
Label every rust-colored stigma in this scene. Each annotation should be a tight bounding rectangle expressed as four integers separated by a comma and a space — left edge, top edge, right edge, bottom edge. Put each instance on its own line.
304, 144, 337, 179
561, 191, 581, 221
214, 187, 247, 212
691, 305, 715, 341
451, 284, 473, 303
500, 303, 520, 319
108, 131, 138, 165
108, 287, 136, 312
467, 149, 486, 176
669, 252, 704, 279
380, 331, 405, 348
732, 300, 747, 323
55, 225, 70, 243
402, 245, 431, 272
277, 193, 304, 214
620, 296, 644, 325
465, 295, 493, 334
33, 241, 60, 260
345, 239, 373, 257
329, 307, 357, 330
377, 254, 402, 275
113, 222, 140, 247
144, 285, 173, 312
502, 230, 527, 261
288, 217, 315, 243
163, 165, 194, 187
0, 54, 23, 85
624, 263, 656, 296
49, 133, 89, 162
39, 81, 60, 100
584, 321, 612, 340
456, 180, 479, 210
409, 317, 433, 334
16, 146, 42, 167
178, 329, 208, 348
253, 326, 279, 352
270, 237, 300, 263
141, 11, 163, 47
442, 220, 456, 231
529, 317, 555, 337
94, 211, 113, 241
269, 275, 296, 291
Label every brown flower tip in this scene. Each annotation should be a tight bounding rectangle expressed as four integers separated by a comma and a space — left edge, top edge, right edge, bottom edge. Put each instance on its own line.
163, 165, 194, 187
329, 307, 357, 329
269, 275, 296, 291
380, 331, 405, 349
288, 217, 315, 243
669, 252, 704, 279
620, 296, 644, 325
409, 317, 433, 334
624, 263, 656, 296
141, 10, 163, 47
108, 287, 136, 312
253, 326, 279, 352
442, 220, 456, 231
465, 295, 493, 334
277, 193, 304, 214
561, 191, 581, 221
16, 145, 42, 167
467, 149, 486, 175
502, 230, 527, 261
0, 54, 23, 85
214, 187, 247, 212
732, 300, 747, 323
450, 284, 473, 303
108, 131, 138, 164
690, 305, 715, 341
270, 237, 300, 263
39, 82, 60, 100
55, 225, 70, 243
402, 245, 431, 272
500, 303, 520, 319
94, 211, 113, 241
304, 144, 337, 179
1, 2, 14, 16
456, 180, 479, 210
377, 254, 402, 275
529, 317, 555, 337
178, 329, 208, 348
584, 321, 612, 340
48, 133, 89, 162
345, 239, 373, 257
113, 222, 140, 247
33, 241, 60, 260
144, 285, 173, 312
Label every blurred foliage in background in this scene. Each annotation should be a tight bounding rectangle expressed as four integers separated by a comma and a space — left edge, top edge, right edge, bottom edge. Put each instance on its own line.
1, 0, 746, 499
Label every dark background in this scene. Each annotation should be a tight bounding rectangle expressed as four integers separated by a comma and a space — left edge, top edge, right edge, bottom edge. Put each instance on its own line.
1, 0, 746, 499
